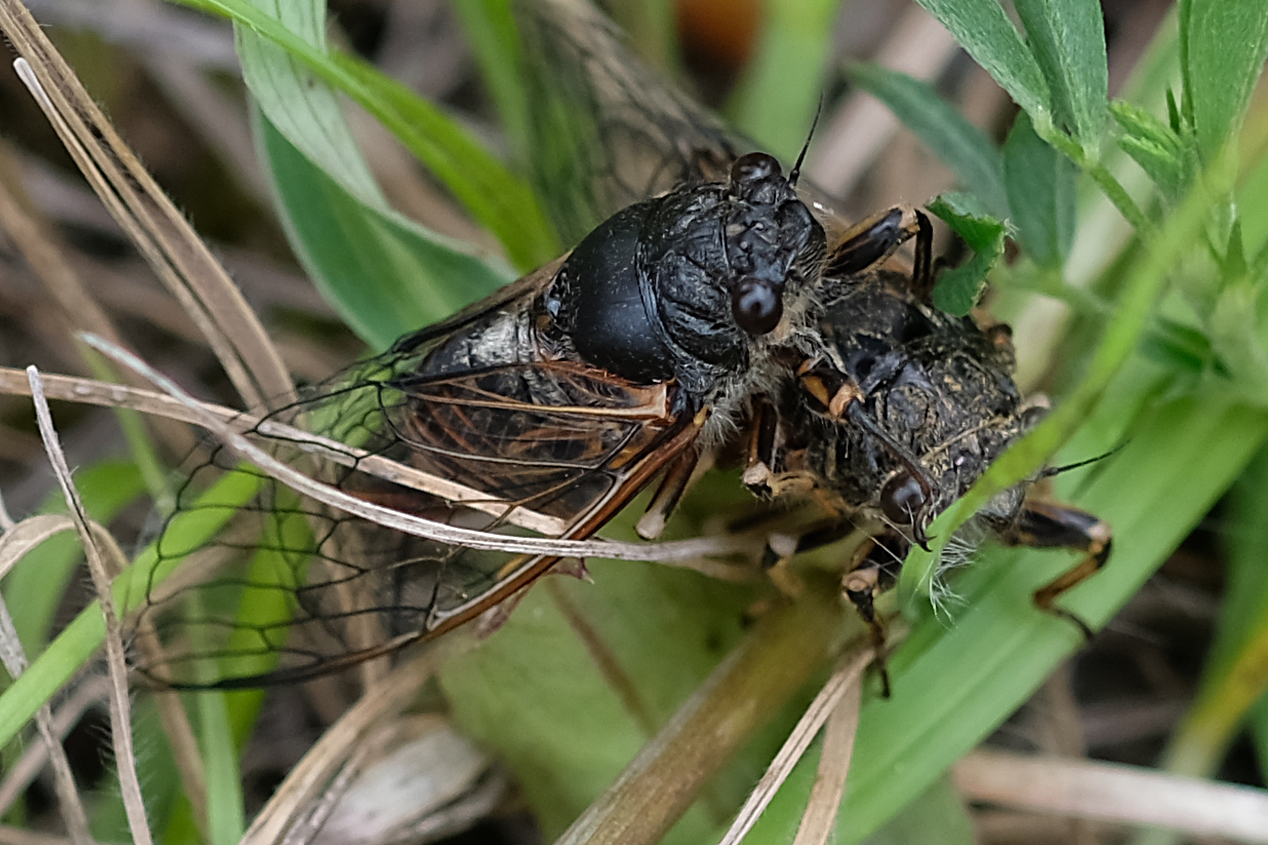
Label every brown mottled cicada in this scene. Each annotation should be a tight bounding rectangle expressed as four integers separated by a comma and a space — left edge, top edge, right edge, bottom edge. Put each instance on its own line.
744, 206, 1112, 676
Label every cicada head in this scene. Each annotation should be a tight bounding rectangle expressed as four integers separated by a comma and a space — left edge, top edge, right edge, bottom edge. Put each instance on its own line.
544, 151, 826, 416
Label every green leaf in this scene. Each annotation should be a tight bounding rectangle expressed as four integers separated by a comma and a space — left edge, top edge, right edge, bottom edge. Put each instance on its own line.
847, 63, 1009, 218
914, 0, 1051, 129
177, 0, 560, 269
1139, 318, 1216, 375
1004, 111, 1076, 267
1179, 0, 1268, 165
453, 1, 532, 169
927, 193, 1008, 315
1012, 0, 1109, 151
259, 116, 509, 350
1111, 99, 1195, 202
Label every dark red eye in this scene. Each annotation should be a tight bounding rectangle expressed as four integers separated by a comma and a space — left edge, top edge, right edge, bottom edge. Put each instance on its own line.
730, 152, 780, 185
731, 278, 783, 335
880, 470, 927, 526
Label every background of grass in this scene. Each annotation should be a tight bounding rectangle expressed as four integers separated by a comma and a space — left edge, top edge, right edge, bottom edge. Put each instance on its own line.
1, 0, 1267, 843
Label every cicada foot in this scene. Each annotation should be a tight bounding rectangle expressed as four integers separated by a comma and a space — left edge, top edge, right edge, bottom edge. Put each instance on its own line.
841, 534, 905, 698
999, 500, 1113, 639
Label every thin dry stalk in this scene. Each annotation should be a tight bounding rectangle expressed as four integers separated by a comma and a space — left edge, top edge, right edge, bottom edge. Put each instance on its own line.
0, 544, 93, 843
0, 490, 14, 530
953, 748, 1268, 844
277, 741, 378, 845
0, 144, 188, 455
38, 344, 759, 565
27, 366, 154, 845
0, 675, 109, 817
0, 0, 292, 409
790, 667, 863, 845
240, 647, 440, 845
554, 585, 852, 845
809, 5, 960, 196
719, 648, 871, 845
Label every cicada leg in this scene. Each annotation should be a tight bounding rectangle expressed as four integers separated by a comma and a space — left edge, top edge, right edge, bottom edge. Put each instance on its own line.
752, 512, 903, 696
840, 530, 908, 697
997, 500, 1114, 637
825, 205, 933, 295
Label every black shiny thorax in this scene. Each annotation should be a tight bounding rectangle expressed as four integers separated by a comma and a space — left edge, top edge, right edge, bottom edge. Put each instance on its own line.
543, 152, 825, 406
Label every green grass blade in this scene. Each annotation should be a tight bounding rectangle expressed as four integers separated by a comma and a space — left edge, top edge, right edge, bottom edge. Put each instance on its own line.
175, 0, 560, 269
453, 0, 531, 169
725, 0, 838, 159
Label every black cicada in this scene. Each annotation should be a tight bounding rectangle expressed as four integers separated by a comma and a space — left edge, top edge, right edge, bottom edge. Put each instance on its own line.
139, 150, 826, 687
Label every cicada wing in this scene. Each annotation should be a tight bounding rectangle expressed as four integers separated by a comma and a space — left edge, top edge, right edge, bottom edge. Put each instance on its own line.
135, 302, 699, 689
510, 0, 747, 243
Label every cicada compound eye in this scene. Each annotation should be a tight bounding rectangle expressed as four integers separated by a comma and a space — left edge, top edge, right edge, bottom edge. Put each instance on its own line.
731, 278, 784, 336
730, 151, 780, 185
880, 469, 928, 527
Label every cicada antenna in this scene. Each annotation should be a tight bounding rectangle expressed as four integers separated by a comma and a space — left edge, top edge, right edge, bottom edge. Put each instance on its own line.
1041, 441, 1128, 478
788, 95, 824, 188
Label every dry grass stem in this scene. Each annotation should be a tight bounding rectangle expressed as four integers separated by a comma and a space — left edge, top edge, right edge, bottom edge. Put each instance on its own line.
241, 648, 440, 845
0, 143, 189, 455
312, 715, 504, 845
27, 367, 153, 845
0, 676, 109, 817
0, 364, 753, 563
0, 559, 92, 843
0, 490, 14, 531
555, 588, 851, 845
40, 341, 758, 565
0, 0, 291, 409
809, 5, 959, 196
719, 648, 871, 845
790, 667, 863, 845
953, 749, 1268, 843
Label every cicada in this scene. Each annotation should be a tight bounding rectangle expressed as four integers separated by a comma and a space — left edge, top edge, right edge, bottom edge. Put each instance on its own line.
743, 206, 1112, 672
139, 148, 827, 687
137, 0, 1110, 691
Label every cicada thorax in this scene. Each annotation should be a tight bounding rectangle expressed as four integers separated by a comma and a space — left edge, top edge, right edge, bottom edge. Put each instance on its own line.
140, 149, 828, 688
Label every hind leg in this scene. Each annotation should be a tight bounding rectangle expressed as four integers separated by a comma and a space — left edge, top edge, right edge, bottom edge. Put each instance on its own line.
997, 501, 1113, 636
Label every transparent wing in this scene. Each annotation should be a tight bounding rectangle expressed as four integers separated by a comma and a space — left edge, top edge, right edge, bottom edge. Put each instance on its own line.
134, 275, 699, 688
511, 0, 747, 242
